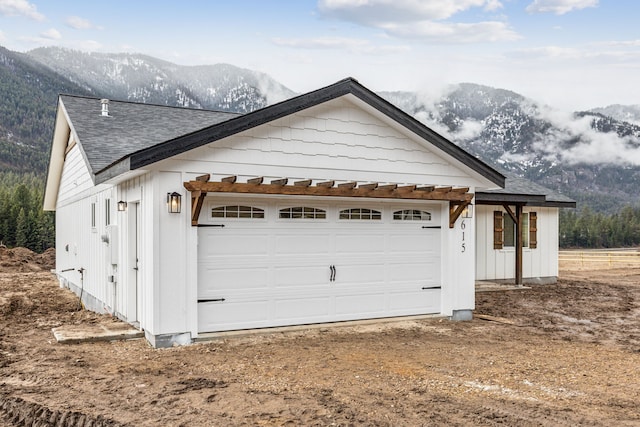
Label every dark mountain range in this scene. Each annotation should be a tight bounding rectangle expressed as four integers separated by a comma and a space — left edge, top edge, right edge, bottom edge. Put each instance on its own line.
1, 45, 640, 213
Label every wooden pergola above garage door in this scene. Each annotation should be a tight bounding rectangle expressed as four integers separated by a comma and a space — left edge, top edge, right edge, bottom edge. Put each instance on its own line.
184, 174, 474, 228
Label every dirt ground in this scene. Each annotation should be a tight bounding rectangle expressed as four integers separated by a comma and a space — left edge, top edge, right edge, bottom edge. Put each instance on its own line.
1, 248, 639, 426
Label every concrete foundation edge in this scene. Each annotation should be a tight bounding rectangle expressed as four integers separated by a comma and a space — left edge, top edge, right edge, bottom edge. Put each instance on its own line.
451, 309, 473, 321
145, 331, 192, 348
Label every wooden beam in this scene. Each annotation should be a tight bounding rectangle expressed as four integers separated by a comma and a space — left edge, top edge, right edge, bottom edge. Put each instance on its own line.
196, 174, 210, 182
247, 177, 264, 185
359, 183, 378, 190
378, 184, 398, 191
191, 190, 207, 226
271, 178, 288, 186
416, 186, 435, 192
451, 187, 470, 193
184, 181, 473, 202
316, 180, 335, 188
294, 179, 312, 187
395, 185, 416, 193
515, 204, 523, 286
503, 204, 517, 224
435, 186, 452, 193
338, 182, 357, 189
221, 175, 237, 183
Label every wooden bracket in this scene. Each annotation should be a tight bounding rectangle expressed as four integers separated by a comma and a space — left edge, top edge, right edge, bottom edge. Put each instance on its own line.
449, 197, 473, 228
191, 190, 207, 226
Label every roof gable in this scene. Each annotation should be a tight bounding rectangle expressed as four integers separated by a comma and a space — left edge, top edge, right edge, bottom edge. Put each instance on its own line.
90, 78, 505, 187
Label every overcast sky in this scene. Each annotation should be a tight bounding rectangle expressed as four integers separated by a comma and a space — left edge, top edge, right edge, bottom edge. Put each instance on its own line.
0, 0, 638, 111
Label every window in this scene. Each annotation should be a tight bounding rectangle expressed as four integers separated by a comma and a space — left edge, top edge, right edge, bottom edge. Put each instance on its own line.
91, 203, 96, 228
494, 211, 537, 249
211, 205, 264, 219
105, 199, 111, 226
279, 207, 326, 219
339, 208, 381, 220
393, 209, 431, 221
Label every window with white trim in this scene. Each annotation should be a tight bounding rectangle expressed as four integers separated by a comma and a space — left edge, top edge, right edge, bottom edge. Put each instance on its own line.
393, 209, 432, 221
339, 208, 382, 220
279, 207, 326, 219
211, 205, 264, 219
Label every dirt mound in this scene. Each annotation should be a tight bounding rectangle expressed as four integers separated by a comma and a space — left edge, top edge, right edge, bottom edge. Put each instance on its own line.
0, 247, 55, 272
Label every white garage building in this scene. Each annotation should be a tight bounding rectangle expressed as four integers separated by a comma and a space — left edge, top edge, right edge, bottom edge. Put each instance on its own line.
44, 78, 570, 347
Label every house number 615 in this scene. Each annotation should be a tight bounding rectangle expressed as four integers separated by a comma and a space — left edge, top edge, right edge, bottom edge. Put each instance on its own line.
461, 220, 466, 253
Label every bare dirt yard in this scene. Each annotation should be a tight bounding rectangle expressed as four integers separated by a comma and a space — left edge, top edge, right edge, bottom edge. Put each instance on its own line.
1, 247, 639, 426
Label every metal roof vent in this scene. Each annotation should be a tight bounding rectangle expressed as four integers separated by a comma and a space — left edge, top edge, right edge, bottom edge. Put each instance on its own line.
101, 99, 110, 117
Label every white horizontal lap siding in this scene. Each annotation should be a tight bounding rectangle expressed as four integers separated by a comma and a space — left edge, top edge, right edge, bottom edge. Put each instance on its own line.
166, 98, 476, 187
57, 145, 93, 205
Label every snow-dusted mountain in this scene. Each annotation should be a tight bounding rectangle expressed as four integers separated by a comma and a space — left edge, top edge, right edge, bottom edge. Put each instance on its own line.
590, 104, 640, 127
27, 47, 295, 113
381, 84, 640, 211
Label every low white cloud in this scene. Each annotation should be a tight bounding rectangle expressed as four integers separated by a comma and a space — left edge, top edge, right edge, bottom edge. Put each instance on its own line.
272, 36, 410, 54
531, 105, 640, 165
65, 15, 101, 30
318, 0, 503, 24
40, 28, 62, 40
0, 0, 44, 20
317, 0, 516, 44
508, 44, 640, 64
526, 0, 598, 15
382, 20, 519, 43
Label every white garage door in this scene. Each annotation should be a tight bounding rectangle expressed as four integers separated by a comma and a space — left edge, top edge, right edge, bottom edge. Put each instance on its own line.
197, 199, 442, 333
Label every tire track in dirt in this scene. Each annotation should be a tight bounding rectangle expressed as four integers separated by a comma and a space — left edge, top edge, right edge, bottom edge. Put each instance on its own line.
0, 396, 126, 427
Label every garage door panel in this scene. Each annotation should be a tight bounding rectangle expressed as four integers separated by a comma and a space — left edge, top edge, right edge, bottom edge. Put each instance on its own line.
198, 300, 270, 332
389, 233, 440, 254
332, 263, 386, 284
274, 265, 331, 287
274, 296, 331, 320
198, 265, 270, 295
388, 289, 441, 313
335, 293, 385, 316
199, 232, 269, 257
274, 234, 332, 255
388, 261, 440, 282
335, 233, 386, 254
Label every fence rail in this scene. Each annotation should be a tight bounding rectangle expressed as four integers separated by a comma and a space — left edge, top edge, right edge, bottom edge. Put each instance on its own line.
559, 250, 640, 269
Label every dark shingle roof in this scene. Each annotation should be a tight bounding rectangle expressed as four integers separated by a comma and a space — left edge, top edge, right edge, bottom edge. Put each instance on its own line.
476, 171, 576, 207
61, 95, 239, 175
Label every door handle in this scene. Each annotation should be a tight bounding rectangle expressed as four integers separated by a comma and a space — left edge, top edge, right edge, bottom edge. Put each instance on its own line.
329, 265, 336, 282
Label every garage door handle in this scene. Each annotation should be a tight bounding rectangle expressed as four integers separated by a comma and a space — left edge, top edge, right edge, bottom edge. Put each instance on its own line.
329, 265, 336, 282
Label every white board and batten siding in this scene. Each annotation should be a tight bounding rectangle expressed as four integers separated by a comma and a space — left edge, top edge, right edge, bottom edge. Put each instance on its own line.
475, 205, 559, 281
56, 143, 117, 315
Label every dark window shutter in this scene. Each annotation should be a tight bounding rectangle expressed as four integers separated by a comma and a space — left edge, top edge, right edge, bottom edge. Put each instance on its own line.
493, 211, 503, 250
529, 212, 538, 249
